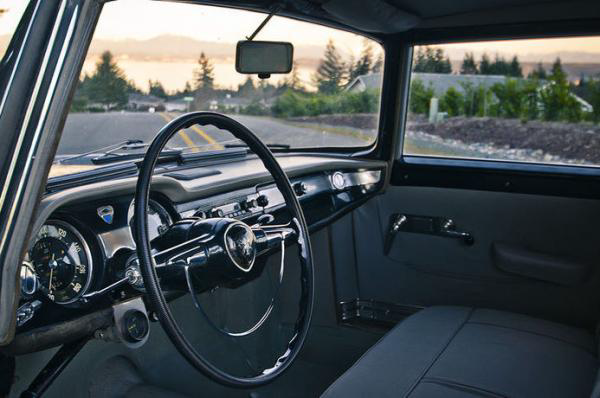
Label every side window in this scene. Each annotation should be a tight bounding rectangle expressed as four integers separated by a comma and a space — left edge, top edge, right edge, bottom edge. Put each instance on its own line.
403, 37, 600, 167
0, 1, 29, 59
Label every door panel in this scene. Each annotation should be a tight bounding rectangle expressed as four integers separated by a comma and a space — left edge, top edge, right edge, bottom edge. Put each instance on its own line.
350, 186, 600, 328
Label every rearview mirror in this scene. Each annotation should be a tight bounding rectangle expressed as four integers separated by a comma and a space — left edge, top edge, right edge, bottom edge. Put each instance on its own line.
235, 41, 293, 76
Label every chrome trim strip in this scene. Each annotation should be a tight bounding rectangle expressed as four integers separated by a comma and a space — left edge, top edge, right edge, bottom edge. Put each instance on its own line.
0, 0, 41, 118
0, 1, 74, 257
0, 0, 42, 209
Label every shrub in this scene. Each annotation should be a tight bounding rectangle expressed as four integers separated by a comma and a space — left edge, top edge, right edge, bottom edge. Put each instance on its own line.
409, 78, 434, 114
440, 87, 464, 116
240, 100, 269, 116
461, 82, 492, 117
490, 79, 523, 118
271, 89, 379, 118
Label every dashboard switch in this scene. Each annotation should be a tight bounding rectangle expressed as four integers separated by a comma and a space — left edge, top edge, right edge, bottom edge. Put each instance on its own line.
256, 195, 269, 207
210, 208, 225, 218
241, 198, 258, 211
294, 182, 307, 196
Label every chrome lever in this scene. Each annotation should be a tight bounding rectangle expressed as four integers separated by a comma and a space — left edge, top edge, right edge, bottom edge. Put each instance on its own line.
384, 214, 408, 255
440, 219, 474, 245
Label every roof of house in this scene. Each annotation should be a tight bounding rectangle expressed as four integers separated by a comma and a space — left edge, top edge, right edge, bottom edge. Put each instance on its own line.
346, 73, 383, 92
347, 72, 508, 96
128, 93, 164, 104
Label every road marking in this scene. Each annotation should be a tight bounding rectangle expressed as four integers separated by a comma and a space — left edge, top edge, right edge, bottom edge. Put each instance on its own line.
158, 112, 196, 150
189, 124, 223, 150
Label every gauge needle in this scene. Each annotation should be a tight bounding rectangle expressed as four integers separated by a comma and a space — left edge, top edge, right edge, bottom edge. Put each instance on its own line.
49, 254, 55, 295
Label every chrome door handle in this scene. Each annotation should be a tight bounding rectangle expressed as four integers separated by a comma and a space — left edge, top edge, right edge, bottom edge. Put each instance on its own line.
440, 219, 474, 245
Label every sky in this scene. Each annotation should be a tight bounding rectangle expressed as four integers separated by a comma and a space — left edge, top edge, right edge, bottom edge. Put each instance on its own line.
1, 0, 600, 91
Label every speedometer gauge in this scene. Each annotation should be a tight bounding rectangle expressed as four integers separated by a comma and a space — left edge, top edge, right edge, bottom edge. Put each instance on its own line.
29, 221, 93, 304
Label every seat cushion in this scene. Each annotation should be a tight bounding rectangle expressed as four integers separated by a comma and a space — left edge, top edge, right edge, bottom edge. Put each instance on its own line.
321, 306, 598, 398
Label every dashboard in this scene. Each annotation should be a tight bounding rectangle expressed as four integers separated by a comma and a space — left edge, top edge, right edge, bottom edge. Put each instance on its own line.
12, 154, 385, 353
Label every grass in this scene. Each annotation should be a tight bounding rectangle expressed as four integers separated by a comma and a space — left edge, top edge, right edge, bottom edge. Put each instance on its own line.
281, 120, 374, 143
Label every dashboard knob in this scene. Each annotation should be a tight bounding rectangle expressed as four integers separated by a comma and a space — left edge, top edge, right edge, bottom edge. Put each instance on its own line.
242, 198, 258, 210
256, 195, 269, 207
211, 208, 224, 218
294, 182, 307, 196
193, 210, 206, 219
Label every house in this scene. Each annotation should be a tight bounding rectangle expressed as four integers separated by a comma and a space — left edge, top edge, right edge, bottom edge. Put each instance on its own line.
127, 93, 164, 111
164, 99, 189, 112
346, 73, 383, 92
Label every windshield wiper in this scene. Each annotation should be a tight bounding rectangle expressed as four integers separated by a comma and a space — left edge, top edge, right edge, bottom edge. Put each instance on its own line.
224, 143, 291, 150
55, 139, 181, 166
56, 139, 147, 164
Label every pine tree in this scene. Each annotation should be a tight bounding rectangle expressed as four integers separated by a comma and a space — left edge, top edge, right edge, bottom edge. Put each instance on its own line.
460, 53, 478, 75
193, 52, 215, 109
193, 52, 214, 91
348, 40, 374, 82
372, 53, 384, 73
479, 53, 492, 75
540, 57, 580, 121
148, 79, 167, 99
528, 62, 547, 80
509, 56, 523, 78
413, 47, 451, 74
284, 62, 304, 91
238, 76, 257, 98
85, 51, 128, 109
314, 39, 346, 94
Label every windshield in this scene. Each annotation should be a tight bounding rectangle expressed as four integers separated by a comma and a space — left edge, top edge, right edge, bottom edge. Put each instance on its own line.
53, 0, 383, 177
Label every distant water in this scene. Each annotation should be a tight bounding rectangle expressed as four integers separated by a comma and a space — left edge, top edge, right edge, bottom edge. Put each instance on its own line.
82, 59, 316, 91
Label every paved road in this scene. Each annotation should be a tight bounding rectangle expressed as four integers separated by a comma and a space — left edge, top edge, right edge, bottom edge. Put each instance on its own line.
57, 112, 370, 157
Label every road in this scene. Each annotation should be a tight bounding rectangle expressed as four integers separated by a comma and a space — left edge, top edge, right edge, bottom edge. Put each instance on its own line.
57, 112, 371, 157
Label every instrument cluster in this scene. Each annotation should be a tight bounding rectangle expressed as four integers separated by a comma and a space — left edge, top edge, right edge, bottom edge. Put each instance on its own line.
20, 198, 175, 307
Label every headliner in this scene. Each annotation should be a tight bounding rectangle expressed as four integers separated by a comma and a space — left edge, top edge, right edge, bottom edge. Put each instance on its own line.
192, 0, 600, 38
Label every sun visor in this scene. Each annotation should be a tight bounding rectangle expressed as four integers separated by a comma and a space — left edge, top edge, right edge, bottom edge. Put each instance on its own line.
322, 0, 420, 33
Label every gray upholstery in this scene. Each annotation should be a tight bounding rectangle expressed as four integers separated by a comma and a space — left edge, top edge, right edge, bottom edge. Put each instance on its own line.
322, 306, 598, 398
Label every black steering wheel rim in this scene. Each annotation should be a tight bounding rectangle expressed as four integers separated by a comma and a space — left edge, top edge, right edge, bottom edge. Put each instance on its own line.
133, 112, 314, 388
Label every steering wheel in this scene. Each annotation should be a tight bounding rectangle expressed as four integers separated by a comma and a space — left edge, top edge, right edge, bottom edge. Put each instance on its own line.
133, 112, 314, 388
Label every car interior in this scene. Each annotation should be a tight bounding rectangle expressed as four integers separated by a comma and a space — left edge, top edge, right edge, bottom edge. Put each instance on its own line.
1, 0, 600, 397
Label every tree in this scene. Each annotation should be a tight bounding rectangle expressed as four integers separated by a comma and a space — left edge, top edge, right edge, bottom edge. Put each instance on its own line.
540, 58, 581, 122
193, 52, 215, 109
460, 53, 478, 75
409, 78, 434, 114
490, 79, 523, 118
440, 87, 464, 116
508, 56, 523, 78
283, 62, 304, 92
148, 80, 167, 99
461, 82, 492, 117
348, 40, 374, 82
522, 79, 541, 120
193, 52, 214, 91
372, 53, 384, 73
238, 76, 257, 98
314, 39, 346, 94
479, 53, 492, 75
587, 79, 600, 123
477, 53, 520, 76
528, 63, 547, 80
413, 47, 451, 74
84, 51, 129, 109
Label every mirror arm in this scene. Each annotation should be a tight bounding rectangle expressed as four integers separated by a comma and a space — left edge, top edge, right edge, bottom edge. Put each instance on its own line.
245, 3, 282, 41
